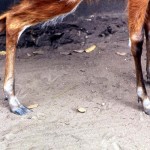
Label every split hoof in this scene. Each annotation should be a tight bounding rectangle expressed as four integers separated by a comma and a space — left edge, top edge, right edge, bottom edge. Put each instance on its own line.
11, 105, 31, 116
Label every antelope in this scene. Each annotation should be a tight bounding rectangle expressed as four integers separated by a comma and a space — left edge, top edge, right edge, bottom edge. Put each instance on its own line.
0, 0, 150, 115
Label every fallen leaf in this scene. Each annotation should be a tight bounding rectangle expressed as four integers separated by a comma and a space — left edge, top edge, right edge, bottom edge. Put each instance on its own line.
77, 107, 86, 113
27, 53, 31, 57
85, 45, 96, 53
27, 104, 39, 109
0, 51, 6, 55
33, 50, 44, 55
85, 18, 92, 21
73, 49, 84, 53
60, 52, 72, 55
116, 52, 127, 56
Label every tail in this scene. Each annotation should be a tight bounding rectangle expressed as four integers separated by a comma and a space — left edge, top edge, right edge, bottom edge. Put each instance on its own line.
0, 13, 7, 33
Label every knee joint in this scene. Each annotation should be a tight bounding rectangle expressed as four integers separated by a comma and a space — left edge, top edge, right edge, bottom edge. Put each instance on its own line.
131, 33, 144, 43
130, 33, 144, 56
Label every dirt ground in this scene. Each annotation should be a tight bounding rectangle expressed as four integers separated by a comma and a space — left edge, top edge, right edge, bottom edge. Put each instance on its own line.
1, 13, 150, 150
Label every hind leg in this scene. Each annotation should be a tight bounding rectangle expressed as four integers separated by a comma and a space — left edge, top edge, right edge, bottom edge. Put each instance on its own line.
130, 32, 150, 114
145, 19, 150, 82
4, 17, 31, 115
128, 0, 150, 114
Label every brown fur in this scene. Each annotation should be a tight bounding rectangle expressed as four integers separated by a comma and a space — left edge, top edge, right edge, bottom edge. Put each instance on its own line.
128, 0, 149, 34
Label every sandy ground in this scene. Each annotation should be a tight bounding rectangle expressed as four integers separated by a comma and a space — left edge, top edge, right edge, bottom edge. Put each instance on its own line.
0, 13, 150, 150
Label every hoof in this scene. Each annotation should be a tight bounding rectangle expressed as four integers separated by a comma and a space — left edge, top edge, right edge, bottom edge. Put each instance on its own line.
143, 98, 150, 115
138, 97, 142, 103
4, 95, 8, 101
144, 108, 150, 115
11, 105, 31, 116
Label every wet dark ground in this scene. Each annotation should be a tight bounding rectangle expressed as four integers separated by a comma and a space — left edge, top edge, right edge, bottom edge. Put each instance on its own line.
0, 0, 126, 51
0, 13, 126, 51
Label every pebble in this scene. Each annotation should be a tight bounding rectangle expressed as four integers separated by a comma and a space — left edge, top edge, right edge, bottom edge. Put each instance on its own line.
112, 142, 121, 150
101, 103, 105, 106
27, 116, 37, 120
77, 107, 86, 113
4, 133, 14, 140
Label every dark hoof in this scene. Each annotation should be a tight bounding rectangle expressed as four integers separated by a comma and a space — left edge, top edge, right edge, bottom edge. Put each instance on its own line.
11, 105, 31, 116
143, 98, 150, 115
4, 96, 8, 101
138, 97, 142, 103
144, 108, 150, 115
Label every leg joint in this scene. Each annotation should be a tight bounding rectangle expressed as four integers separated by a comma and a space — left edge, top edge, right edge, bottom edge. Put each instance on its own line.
130, 33, 144, 43
130, 33, 144, 57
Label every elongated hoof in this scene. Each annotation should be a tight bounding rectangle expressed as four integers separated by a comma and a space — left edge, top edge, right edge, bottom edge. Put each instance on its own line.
11, 105, 31, 116
143, 99, 150, 115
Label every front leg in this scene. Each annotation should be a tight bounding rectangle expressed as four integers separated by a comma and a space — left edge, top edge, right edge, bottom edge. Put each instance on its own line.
130, 34, 150, 115
4, 21, 30, 115
144, 22, 150, 83
128, 0, 150, 115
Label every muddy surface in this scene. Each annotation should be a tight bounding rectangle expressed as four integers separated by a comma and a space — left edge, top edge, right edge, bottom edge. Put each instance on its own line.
0, 13, 150, 150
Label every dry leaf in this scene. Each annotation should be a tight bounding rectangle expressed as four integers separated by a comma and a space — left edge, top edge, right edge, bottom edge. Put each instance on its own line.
85, 45, 96, 53
116, 52, 127, 56
77, 107, 86, 113
0, 51, 6, 55
27, 104, 39, 109
85, 18, 92, 21
60, 51, 71, 55
73, 49, 84, 53
33, 50, 44, 55
27, 53, 31, 57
